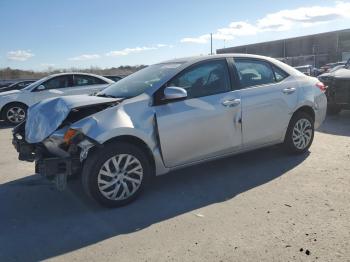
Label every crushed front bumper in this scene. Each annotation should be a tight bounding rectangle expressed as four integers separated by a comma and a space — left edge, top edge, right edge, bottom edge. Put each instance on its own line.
12, 122, 81, 189
36, 157, 80, 179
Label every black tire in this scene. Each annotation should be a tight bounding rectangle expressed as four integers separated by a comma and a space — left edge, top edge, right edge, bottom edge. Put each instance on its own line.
327, 105, 342, 115
284, 111, 314, 154
2, 103, 27, 125
82, 142, 151, 208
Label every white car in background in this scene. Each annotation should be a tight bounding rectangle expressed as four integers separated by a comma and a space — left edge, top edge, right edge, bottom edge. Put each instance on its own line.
0, 73, 114, 124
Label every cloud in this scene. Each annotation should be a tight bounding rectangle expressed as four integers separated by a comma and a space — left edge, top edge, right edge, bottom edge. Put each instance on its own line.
40, 63, 55, 67
156, 43, 174, 48
181, 34, 211, 44
7, 50, 34, 61
68, 54, 101, 61
106, 44, 172, 57
181, 1, 350, 44
106, 46, 156, 57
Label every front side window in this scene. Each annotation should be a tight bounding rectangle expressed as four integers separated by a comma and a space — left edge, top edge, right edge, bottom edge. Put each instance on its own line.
167, 60, 231, 99
42, 75, 71, 90
74, 75, 106, 86
235, 59, 276, 88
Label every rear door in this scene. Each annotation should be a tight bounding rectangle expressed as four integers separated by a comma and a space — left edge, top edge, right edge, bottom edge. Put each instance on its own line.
233, 58, 298, 148
154, 59, 242, 167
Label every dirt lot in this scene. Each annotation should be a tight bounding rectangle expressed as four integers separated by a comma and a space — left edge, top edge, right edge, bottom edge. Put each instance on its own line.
0, 112, 349, 262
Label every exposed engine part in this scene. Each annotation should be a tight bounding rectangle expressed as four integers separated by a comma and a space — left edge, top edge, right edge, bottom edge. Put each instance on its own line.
78, 139, 95, 162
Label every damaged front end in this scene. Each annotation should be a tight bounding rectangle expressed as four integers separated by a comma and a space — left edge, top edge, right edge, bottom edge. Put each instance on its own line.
12, 95, 121, 190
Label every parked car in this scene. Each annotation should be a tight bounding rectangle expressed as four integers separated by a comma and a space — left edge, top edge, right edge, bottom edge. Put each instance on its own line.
103, 75, 123, 82
294, 65, 320, 77
320, 61, 347, 74
0, 73, 114, 124
318, 66, 350, 114
0, 80, 36, 93
12, 54, 327, 207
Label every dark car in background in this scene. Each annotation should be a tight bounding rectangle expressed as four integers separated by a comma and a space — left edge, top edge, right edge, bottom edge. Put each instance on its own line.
319, 66, 350, 114
0, 80, 36, 93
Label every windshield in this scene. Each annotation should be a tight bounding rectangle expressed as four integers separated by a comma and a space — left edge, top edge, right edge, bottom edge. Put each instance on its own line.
97, 63, 183, 98
23, 76, 50, 91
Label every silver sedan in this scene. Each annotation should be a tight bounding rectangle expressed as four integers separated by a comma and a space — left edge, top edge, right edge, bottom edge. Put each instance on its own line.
13, 54, 327, 207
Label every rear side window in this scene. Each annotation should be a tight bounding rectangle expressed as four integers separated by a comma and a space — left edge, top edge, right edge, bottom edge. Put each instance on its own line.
167, 59, 231, 99
234, 59, 276, 88
272, 65, 289, 82
74, 75, 106, 86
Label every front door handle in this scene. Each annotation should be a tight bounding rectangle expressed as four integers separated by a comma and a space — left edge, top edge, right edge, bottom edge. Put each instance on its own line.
222, 98, 241, 107
282, 87, 296, 94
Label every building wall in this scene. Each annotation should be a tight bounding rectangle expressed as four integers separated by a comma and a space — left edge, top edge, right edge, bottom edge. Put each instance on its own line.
217, 29, 350, 67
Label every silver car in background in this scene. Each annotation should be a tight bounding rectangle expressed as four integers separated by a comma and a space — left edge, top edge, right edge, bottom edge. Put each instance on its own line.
0, 73, 114, 124
12, 54, 327, 207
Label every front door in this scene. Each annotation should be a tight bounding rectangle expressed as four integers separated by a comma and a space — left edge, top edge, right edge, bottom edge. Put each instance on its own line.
32, 75, 74, 103
155, 59, 242, 167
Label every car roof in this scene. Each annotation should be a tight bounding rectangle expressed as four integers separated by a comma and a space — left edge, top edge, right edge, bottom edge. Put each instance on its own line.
160, 53, 282, 64
43, 72, 114, 83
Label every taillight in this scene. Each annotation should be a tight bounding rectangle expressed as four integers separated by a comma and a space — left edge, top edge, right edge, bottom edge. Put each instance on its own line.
315, 82, 327, 92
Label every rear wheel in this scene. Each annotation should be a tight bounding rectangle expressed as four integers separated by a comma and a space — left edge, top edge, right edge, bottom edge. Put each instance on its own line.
284, 112, 314, 154
82, 142, 151, 207
3, 103, 27, 125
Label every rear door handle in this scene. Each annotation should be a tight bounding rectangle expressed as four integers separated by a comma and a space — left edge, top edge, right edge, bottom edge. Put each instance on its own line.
222, 98, 241, 107
282, 87, 296, 94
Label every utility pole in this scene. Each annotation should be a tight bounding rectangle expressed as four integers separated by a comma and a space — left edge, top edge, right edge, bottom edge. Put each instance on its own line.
210, 33, 213, 55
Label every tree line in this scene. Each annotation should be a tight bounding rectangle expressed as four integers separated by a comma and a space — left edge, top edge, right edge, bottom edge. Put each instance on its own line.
0, 65, 147, 80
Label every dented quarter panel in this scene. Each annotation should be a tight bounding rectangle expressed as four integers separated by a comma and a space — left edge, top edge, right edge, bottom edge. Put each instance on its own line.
296, 76, 327, 129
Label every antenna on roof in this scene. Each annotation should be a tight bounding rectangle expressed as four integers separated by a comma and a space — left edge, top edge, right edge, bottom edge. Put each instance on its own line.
210, 33, 213, 55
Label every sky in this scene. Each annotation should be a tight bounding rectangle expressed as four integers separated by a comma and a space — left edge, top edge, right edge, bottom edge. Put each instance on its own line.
1, 0, 350, 70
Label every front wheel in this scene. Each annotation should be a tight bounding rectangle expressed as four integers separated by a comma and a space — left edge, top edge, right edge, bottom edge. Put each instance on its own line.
3, 103, 27, 125
82, 142, 151, 207
284, 112, 314, 154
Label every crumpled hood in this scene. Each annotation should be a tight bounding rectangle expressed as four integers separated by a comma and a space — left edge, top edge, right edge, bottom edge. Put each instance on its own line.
25, 95, 119, 143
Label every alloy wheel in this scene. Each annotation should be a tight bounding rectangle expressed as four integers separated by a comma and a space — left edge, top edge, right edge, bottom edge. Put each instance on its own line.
292, 118, 313, 150
97, 154, 143, 201
6, 106, 26, 124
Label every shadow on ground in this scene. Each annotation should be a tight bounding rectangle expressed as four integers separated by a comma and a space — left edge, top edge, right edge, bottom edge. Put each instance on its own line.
317, 110, 350, 136
0, 120, 12, 130
0, 146, 308, 261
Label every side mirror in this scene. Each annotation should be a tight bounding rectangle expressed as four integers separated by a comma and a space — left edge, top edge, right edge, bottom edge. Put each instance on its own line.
163, 86, 187, 101
37, 85, 45, 91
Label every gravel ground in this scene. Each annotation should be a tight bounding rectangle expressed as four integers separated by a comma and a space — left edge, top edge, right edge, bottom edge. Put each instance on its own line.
0, 112, 349, 262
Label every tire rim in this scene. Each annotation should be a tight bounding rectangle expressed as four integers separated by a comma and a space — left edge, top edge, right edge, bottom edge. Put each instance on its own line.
6, 107, 26, 124
97, 154, 143, 201
292, 118, 313, 150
